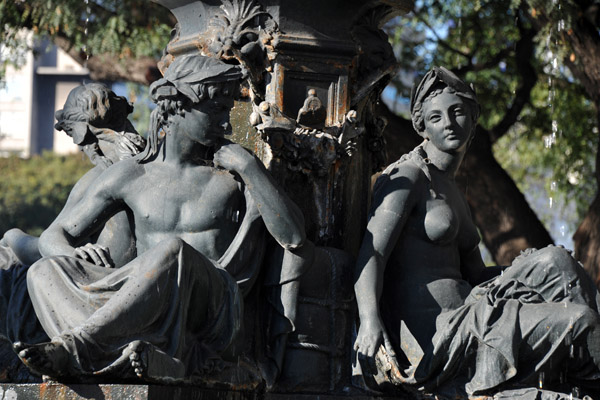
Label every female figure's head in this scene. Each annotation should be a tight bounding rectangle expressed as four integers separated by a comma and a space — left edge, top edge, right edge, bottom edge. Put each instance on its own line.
55, 83, 144, 166
55, 83, 134, 145
410, 67, 480, 152
142, 54, 243, 161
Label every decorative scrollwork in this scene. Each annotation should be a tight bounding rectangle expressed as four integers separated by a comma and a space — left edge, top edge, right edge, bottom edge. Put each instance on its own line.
201, 0, 278, 89
250, 101, 366, 175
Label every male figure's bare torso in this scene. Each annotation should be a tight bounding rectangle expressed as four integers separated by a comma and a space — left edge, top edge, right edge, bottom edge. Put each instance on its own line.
112, 158, 247, 260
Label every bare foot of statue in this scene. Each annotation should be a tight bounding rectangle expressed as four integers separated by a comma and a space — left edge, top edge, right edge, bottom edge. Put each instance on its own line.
124, 340, 186, 383
13, 341, 69, 378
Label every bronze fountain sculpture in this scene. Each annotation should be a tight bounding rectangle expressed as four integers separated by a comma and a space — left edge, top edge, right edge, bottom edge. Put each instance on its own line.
0, 1, 598, 399
353, 67, 600, 398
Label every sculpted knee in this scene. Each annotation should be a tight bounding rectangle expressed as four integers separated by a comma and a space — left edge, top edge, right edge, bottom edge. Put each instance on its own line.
3, 228, 23, 245
27, 256, 61, 290
536, 245, 579, 272
569, 304, 600, 334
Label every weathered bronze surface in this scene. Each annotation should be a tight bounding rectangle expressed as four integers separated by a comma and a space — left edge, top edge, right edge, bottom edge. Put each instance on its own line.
353, 67, 600, 399
5, 2, 596, 399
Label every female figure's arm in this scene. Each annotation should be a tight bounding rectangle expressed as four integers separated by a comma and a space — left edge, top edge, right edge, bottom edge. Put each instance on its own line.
38, 163, 127, 267
354, 165, 422, 358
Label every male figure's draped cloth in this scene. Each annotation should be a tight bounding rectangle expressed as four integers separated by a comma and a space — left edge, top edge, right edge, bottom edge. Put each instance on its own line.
26, 188, 304, 379
0, 245, 48, 345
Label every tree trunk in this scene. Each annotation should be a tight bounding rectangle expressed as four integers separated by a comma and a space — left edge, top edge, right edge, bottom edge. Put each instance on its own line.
574, 195, 600, 286
378, 103, 553, 265
53, 37, 160, 85
573, 105, 600, 287
460, 127, 554, 265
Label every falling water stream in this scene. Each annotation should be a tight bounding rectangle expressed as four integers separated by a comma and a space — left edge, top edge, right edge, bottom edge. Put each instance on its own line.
547, 6, 590, 398
82, 0, 91, 78
544, 0, 570, 246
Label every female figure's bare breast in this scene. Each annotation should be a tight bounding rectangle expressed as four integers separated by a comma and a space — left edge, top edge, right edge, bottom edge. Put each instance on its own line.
382, 166, 480, 345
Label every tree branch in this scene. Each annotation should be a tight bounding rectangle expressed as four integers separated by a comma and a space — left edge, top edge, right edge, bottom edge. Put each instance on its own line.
453, 47, 512, 75
489, 10, 538, 143
413, 9, 471, 59
53, 36, 160, 85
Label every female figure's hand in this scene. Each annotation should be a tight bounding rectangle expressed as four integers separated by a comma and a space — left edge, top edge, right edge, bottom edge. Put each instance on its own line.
74, 243, 114, 268
354, 316, 395, 359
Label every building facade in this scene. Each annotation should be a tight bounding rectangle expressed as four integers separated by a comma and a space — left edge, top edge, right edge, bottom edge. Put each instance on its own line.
0, 38, 89, 157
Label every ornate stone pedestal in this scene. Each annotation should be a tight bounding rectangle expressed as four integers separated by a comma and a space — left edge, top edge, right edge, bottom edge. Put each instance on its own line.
148, 1, 414, 392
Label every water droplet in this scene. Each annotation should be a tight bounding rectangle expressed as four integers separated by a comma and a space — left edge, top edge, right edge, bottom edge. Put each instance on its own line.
560, 225, 566, 237
570, 344, 574, 358
538, 371, 544, 388
549, 197, 554, 208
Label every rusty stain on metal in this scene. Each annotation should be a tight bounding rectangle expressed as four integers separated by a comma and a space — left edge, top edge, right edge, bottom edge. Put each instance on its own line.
39, 381, 48, 398
144, 269, 157, 279
275, 71, 285, 110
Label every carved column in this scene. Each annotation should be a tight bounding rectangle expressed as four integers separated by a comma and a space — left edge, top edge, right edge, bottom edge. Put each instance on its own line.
152, 0, 413, 256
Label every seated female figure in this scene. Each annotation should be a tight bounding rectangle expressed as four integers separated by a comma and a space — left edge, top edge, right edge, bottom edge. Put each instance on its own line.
353, 67, 600, 397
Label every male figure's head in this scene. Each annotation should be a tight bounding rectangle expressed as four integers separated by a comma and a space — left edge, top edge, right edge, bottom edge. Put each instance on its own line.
142, 55, 243, 161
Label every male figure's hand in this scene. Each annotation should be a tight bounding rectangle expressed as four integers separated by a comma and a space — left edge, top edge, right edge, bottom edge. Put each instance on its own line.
213, 140, 256, 175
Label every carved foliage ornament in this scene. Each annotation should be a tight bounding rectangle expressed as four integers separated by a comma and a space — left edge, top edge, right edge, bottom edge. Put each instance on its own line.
201, 0, 277, 86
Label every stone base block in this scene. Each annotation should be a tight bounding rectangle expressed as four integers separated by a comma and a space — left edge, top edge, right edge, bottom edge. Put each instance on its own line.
0, 384, 407, 400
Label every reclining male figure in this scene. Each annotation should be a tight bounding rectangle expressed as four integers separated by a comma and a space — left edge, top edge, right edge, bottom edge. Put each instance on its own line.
15, 55, 308, 382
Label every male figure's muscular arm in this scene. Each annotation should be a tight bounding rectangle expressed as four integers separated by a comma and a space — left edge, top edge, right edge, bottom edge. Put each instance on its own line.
213, 140, 306, 250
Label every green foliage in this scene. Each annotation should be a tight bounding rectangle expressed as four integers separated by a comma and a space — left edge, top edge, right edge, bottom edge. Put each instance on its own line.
386, 0, 598, 235
124, 82, 153, 136
0, 152, 92, 237
0, 0, 172, 80
495, 78, 598, 231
